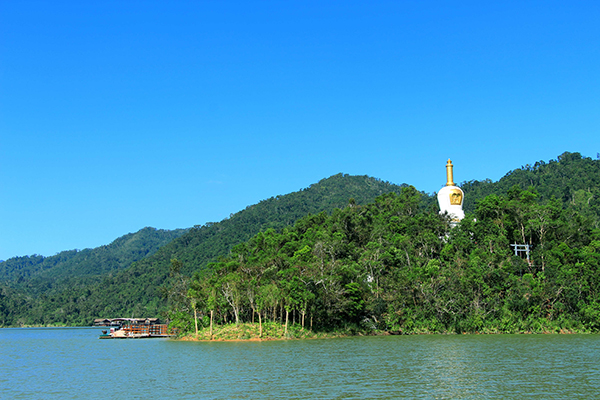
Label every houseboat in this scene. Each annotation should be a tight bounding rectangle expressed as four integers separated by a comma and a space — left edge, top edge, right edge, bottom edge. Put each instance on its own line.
95, 318, 175, 339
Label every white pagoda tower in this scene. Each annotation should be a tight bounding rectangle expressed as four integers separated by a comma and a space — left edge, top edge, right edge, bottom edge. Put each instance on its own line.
437, 159, 465, 223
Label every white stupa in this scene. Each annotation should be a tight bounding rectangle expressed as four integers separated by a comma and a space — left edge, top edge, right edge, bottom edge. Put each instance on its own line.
437, 159, 465, 223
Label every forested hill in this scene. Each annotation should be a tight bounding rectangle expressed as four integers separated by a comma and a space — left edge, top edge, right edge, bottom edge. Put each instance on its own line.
173, 183, 600, 336
2, 153, 599, 328
165, 152, 600, 336
0, 227, 187, 295
132, 174, 414, 277
461, 152, 600, 226
0, 174, 413, 326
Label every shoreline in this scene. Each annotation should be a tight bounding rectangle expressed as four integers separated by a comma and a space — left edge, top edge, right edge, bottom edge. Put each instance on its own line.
174, 323, 586, 342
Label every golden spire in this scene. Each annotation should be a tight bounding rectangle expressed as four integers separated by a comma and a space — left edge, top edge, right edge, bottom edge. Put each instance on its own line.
446, 159, 455, 186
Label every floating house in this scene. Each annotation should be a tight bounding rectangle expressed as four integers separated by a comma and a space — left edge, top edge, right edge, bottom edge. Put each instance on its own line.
96, 317, 174, 339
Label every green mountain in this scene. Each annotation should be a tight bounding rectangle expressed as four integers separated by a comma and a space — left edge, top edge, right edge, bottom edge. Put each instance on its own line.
2, 152, 599, 328
0, 227, 188, 295
461, 152, 600, 226
0, 174, 413, 326
169, 152, 600, 335
176, 181, 600, 335
131, 174, 417, 277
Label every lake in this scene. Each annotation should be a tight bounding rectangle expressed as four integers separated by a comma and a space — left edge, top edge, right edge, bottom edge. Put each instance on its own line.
1, 327, 599, 399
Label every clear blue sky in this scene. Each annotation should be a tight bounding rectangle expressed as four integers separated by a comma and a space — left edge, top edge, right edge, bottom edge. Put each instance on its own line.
1, 1, 599, 260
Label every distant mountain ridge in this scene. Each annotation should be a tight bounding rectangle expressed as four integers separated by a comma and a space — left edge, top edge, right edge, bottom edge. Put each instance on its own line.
0, 174, 413, 326
0, 227, 188, 295
139, 173, 415, 277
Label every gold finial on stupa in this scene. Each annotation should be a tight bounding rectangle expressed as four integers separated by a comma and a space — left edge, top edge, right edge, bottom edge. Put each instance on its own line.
446, 159, 455, 186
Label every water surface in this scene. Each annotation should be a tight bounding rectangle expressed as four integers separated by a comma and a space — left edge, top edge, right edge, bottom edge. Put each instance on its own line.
1, 328, 598, 399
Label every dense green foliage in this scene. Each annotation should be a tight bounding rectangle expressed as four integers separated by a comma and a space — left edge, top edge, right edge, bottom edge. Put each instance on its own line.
0, 227, 186, 326
129, 174, 414, 277
2, 152, 600, 332
0, 227, 187, 294
462, 152, 600, 227
174, 183, 600, 335
0, 174, 411, 326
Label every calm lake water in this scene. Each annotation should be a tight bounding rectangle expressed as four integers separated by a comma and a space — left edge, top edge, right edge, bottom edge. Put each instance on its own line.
1, 328, 599, 399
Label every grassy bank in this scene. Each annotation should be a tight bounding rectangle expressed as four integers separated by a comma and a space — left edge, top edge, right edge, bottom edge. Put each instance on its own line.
176, 321, 590, 341
177, 322, 380, 341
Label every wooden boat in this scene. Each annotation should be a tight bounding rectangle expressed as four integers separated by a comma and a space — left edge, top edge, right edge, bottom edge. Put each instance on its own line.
96, 318, 175, 339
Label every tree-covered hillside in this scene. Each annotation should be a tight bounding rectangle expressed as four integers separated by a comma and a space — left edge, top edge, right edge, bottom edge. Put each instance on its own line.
462, 152, 600, 227
170, 183, 600, 335
0, 227, 187, 295
0, 174, 413, 326
2, 152, 599, 329
132, 174, 417, 277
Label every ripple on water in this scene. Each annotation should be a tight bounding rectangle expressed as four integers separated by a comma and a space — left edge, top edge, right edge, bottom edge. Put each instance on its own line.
1, 329, 599, 399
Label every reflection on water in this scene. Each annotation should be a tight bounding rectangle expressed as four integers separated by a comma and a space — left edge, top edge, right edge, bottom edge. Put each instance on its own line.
1, 328, 599, 399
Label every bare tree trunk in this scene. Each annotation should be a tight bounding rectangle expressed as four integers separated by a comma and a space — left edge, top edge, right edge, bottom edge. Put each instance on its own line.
232, 307, 240, 324
210, 310, 214, 339
194, 307, 198, 337
259, 311, 262, 338
284, 309, 289, 337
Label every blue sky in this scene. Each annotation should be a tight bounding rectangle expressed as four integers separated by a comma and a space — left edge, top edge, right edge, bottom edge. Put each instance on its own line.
1, 1, 599, 260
